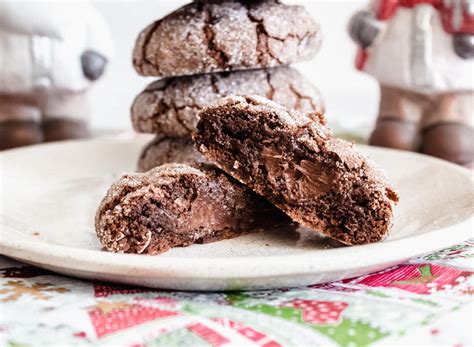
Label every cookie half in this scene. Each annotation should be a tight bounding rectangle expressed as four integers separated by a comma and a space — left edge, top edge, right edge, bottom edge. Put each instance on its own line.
194, 96, 399, 245
96, 163, 289, 254
133, 1, 321, 77
132, 66, 323, 136
137, 136, 208, 172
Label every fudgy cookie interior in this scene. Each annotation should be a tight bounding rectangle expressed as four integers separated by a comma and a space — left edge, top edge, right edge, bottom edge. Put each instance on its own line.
97, 165, 285, 254
196, 100, 398, 245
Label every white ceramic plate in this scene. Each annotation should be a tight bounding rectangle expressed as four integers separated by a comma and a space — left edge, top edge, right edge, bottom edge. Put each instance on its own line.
1, 139, 473, 291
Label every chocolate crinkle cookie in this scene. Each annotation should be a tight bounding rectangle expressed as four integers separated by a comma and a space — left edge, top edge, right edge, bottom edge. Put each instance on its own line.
194, 95, 399, 246
131, 66, 323, 136
95, 163, 290, 254
137, 136, 209, 172
133, 1, 321, 77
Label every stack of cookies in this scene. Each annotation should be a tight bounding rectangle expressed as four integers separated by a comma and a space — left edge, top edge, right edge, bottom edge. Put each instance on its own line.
130, 0, 324, 172
95, 1, 399, 255
96, 96, 399, 254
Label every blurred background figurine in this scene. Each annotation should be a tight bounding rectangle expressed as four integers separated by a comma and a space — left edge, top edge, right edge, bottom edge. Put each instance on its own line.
349, 0, 474, 167
0, 1, 113, 150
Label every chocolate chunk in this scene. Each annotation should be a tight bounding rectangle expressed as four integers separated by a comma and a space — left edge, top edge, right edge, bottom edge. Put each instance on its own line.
194, 95, 399, 245
95, 163, 290, 254
131, 66, 323, 136
137, 136, 209, 172
133, 1, 321, 77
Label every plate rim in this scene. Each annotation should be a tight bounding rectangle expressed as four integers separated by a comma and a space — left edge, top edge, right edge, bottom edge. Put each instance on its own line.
1, 139, 473, 281
1, 217, 472, 280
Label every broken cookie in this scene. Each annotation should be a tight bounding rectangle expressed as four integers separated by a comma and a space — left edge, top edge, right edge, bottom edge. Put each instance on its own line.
194, 95, 399, 246
95, 163, 290, 254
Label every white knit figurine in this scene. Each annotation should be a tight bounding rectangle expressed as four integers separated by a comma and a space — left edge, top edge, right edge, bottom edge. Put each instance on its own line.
0, 1, 113, 150
349, 0, 474, 167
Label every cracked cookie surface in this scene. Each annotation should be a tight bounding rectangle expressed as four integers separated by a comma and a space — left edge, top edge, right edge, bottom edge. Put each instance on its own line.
194, 95, 399, 246
137, 136, 209, 172
133, 1, 321, 77
132, 66, 323, 136
95, 163, 290, 254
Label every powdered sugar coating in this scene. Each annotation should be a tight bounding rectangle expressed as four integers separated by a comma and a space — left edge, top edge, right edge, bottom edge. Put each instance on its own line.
96, 163, 206, 218
132, 66, 323, 136
133, 1, 321, 77
208, 94, 327, 129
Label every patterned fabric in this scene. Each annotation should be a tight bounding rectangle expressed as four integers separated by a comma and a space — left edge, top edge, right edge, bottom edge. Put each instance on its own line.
0, 240, 473, 346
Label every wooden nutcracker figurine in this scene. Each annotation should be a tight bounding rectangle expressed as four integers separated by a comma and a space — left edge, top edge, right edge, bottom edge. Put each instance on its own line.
0, 1, 113, 150
349, 0, 474, 167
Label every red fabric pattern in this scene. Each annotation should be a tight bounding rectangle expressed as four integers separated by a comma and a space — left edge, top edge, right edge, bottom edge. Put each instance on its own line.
89, 304, 178, 338
187, 322, 230, 347
349, 264, 473, 294
284, 300, 349, 325
212, 318, 283, 346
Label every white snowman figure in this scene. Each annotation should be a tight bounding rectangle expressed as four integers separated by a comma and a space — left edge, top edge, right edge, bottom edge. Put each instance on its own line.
349, 0, 474, 167
0, 1, 113, 150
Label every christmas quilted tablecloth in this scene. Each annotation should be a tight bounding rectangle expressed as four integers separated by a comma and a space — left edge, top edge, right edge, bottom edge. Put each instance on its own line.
0, 240, 473, 347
